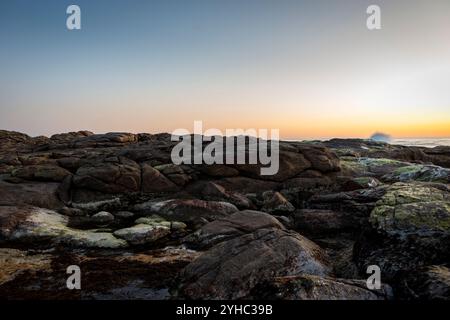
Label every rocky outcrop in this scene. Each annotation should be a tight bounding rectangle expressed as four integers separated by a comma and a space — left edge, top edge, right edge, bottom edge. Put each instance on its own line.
2, 130, 450, 300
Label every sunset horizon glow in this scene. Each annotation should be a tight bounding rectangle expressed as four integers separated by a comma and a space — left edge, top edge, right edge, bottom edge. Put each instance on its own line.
1, 0, 450, 139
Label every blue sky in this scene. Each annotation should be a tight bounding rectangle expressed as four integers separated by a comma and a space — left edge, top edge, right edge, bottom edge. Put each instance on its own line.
1, 0, 450, 138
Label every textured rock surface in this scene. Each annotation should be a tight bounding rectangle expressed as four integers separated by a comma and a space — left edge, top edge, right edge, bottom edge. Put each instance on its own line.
354, 183, 450, 280
251, 275, 393, 300
178, 228, 330, 299
183, 210, 284, 249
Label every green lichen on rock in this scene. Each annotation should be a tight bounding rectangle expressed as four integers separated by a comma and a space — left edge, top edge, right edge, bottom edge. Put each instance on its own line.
383, 165, 450, 183
2, 206, 127, 248
370, 182, 450, 237
341, 157, 409, 178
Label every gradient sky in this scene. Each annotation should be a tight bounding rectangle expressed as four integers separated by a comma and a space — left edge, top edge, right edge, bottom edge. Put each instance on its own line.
1, 0, 450, 139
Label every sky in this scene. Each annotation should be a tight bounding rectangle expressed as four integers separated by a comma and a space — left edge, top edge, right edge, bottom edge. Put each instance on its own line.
0, 0, 450, 139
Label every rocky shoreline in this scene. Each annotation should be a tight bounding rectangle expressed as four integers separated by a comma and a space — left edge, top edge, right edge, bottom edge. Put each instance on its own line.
1, 130, 449, 300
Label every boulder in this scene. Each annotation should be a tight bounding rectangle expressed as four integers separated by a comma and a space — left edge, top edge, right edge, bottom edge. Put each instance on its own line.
91, 211, 115, 225
354, 182, 450, 281
140, 163, 178, 193
73, 157, 141, 193
178, 228, 330, 299
183, 210, 284, 249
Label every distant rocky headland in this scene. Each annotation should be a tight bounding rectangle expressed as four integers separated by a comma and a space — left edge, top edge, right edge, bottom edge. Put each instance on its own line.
1, 130, 449, 300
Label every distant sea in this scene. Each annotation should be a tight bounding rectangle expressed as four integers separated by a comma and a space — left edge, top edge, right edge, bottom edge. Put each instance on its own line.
390, 138, 450, 148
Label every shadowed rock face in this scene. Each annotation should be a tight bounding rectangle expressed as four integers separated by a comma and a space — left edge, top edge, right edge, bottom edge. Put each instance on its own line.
178, 228, 331, 300
250, 275, 393, 300
1, 130, 450, 300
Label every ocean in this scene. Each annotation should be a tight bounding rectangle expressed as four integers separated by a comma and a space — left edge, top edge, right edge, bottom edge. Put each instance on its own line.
390, 138, 450, 148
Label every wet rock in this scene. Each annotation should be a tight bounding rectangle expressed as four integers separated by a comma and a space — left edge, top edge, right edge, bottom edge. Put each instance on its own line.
178, 228, 330, 299
251, 275, 393, 300
183, 210, 284, 249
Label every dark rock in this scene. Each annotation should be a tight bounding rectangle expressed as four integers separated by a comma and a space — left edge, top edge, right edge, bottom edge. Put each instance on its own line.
397, 265, 450, 300
134, 199, 239, 227
354, 182, 450, 281
251, 274, 393, 300
73, 157, 141, 193
293, 209, 357, 236
141, 163, 179, 193
178, 228, 330, 299
261, 191, 295, 214
183, 210, 284, 249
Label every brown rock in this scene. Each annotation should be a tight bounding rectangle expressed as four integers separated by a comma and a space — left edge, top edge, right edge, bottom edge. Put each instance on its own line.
178, 228, 330, 300
141, 163, 178, 193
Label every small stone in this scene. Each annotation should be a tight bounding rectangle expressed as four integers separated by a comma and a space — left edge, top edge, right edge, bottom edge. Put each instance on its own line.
91, 211, 114, 225
171, 221, 187, 231
113, 224, 170, 245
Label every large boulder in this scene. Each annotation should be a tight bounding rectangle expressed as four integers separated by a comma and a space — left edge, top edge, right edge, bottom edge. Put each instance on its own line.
183, 210, 284, 249
354, 182, 450, 280
178, 228, 330, 299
